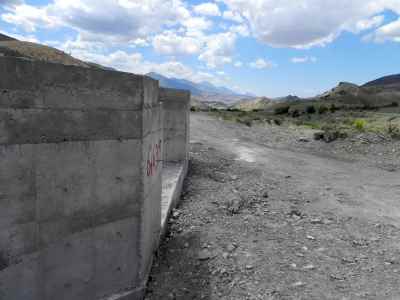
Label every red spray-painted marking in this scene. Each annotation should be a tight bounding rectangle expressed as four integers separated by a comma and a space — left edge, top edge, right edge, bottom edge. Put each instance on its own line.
147, 140, 162, 177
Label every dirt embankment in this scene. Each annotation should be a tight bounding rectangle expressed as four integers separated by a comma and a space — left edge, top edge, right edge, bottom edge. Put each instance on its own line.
146, 113, 400, 300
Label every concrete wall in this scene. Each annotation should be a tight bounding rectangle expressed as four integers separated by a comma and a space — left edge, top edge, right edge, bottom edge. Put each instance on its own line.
0, 57, 168, 300
160, 88, 190, 164
159, 88, 190, 234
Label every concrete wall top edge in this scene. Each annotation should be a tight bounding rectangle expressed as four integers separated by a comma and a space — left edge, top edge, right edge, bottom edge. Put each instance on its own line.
159, 87, 191, 103
0, 57, 160, 109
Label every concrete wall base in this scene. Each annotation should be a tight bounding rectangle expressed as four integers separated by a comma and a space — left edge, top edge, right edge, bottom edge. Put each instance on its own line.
160, 162, 188, 237
102, 287, 144, 300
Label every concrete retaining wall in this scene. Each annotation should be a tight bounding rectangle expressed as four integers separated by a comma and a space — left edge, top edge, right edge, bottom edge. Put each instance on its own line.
0, 57, 189, 300
160, 88, 190, 165
159, 88, 190, 232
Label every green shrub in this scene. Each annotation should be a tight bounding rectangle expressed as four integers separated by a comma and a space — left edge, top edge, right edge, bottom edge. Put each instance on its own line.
353, 119, 367, 131
274, 105, 290, 115
306, 105, 316, 114
387, 122, 400, 139
301, 122, 320, 129
330, 104, 338, 113
318, 105, 329, 114
291, 109, 300, 118
238, 118, 252, 127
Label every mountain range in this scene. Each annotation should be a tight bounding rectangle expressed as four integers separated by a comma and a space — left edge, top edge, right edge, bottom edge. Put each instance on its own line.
146, 72, 254, 104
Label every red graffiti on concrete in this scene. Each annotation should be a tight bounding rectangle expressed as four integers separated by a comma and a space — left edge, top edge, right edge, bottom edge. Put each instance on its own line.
147, 140, 162, 177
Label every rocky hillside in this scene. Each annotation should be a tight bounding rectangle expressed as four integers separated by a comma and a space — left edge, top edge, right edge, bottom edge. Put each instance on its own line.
363, 74, 400, 90
231, 97, 273, 111
318, 79, 400, 109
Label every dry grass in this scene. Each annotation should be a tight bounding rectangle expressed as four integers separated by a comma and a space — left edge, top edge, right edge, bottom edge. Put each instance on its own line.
0, 40, 89, 67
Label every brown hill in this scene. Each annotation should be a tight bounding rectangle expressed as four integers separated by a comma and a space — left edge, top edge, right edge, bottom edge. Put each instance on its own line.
319, 80, 400, 109
0, 33, 90, 67
363, 74, 400, 90
0, 33, 16, 41
0, 41, 90, 67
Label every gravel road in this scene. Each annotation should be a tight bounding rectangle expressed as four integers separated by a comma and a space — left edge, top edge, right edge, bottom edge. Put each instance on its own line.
146, 113, 400, 300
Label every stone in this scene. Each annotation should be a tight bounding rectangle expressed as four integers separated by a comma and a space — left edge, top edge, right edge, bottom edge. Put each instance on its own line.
291, 281, 306, 288
227, 244, 237, 252
298, 137, 310, 142
313, 131, 325, 141
303, 264, 315, 270
198, 250, 212, 261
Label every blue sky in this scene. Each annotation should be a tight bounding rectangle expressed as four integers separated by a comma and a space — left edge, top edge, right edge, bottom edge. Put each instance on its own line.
1, 0, 399, 97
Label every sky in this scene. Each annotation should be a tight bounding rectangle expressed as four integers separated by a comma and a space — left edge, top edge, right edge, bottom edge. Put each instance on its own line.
0, 0, 399, 97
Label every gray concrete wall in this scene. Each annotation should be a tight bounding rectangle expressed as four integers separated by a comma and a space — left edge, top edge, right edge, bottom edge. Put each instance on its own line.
0, 57, 165, 300
159, 88, 190, 164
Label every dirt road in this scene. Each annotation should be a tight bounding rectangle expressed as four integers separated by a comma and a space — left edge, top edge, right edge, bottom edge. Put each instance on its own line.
146, 113, 400, 300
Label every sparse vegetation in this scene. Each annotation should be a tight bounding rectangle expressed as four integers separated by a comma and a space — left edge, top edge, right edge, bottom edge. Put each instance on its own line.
318, 105, 329, 114
306, 105, 316, 114
207, 102, 399, 142
353, 119, 367, 131
274, 104, 290, 115
387, 121, 400, 139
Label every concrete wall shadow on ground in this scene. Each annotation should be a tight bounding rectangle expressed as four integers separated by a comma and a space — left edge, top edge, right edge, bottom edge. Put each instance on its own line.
0, 57, 190, 300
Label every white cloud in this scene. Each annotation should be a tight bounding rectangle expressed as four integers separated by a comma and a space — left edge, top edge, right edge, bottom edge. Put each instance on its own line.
152, 31, 203, 55
291, 56, 317, 64
354, 15, 385, 32
217, 0, 400, 48
365, 17, 400, 42
182, 16, 213, 35
2, 3, 58, 32
194, 2, 221, 17
132, 38, 150, 47
0, 0, 21, 7
249, 58, 275, 69
222, 10, 244, 23
198, 31, 237, 68
234, 61, 243, 67
230, 24, 249, 37
0, 29, 38, 42
1, 0, 190, 42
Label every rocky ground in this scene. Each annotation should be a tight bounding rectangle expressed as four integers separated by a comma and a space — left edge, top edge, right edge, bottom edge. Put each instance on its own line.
145, 113, 400, 300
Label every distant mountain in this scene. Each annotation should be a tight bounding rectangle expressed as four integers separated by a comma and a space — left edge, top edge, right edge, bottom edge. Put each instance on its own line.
274, 95, 302, 102
147, 72, 203, 95
146, 72, 252, 103
363, 74, 400, 90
